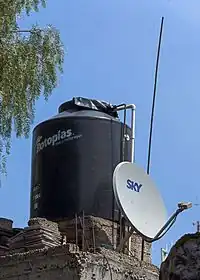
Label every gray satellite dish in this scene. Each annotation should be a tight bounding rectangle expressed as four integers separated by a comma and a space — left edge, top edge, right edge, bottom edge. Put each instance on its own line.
113, 161, 167, 240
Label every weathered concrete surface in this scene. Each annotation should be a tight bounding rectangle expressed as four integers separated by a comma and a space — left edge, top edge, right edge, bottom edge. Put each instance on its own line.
160, 233, 200, 280
0, 243, 158, 280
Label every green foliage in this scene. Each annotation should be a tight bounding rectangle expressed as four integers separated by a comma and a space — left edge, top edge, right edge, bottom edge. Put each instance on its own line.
0, 0, 64, 176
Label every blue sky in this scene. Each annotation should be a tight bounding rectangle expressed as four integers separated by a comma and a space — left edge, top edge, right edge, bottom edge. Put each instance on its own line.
1, 0, 200, 266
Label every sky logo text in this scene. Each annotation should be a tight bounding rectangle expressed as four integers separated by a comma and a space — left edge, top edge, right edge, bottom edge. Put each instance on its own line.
126, 179, 142, 193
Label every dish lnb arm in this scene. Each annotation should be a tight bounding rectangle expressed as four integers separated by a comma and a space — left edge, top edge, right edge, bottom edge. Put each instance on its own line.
152, 202, 192, 242
116, 202, 192, 252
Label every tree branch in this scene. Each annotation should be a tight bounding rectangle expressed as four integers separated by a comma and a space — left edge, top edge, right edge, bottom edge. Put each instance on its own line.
0, 29, 42, 35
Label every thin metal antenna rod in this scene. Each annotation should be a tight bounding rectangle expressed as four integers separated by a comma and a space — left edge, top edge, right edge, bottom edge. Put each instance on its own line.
193, 198, 200, 232
147, 16, 164, 175
197, 221, 200, 232
195, 221, 200, 232
141, 16, 165, 262
193, 221, 200, 232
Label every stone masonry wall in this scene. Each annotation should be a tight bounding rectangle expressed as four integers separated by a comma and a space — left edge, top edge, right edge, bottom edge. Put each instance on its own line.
58, 216, 151, 263
0, 244, 158, 280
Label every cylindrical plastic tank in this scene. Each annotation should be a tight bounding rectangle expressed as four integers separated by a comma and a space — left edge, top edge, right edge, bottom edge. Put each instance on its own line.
30, 97, 131, 221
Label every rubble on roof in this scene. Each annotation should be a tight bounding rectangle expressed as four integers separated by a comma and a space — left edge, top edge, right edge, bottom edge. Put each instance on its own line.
9, 218, 61, 253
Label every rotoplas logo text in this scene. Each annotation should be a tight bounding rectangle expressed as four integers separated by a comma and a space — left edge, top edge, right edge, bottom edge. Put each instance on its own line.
36, 129, 82, 154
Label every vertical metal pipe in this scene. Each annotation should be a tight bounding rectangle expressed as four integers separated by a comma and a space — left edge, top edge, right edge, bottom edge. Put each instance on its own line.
122, 106, 127, 162
127, 106, 136, 255
111, 194, 115, 248
117, 106, 127, 247
111, 119, 115, 248
75, 213, 78, 251
82, 211, 85, 251
92, 222, 96, 253
130, 107, 136, 163
121, 106, 127, 246
115, 104, 136, 254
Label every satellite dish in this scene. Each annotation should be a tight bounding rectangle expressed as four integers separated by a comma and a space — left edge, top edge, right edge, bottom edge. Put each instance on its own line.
113, 161, 167, 240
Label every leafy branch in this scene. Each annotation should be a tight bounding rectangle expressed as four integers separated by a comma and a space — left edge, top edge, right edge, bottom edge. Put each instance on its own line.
0, 0, 64, 177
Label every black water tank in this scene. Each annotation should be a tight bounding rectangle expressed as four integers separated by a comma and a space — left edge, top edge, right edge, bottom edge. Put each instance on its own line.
30, 97, 131, 221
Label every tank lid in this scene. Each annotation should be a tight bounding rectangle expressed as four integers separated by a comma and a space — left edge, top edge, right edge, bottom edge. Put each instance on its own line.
58, 97, 119, 118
